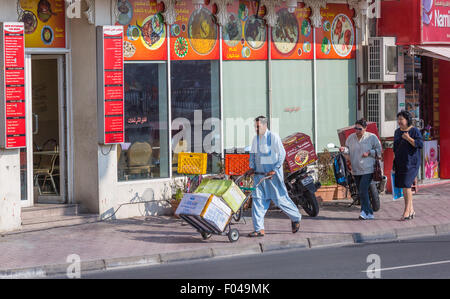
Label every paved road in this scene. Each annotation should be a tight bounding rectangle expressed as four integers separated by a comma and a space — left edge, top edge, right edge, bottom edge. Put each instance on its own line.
64, 234, 450, 279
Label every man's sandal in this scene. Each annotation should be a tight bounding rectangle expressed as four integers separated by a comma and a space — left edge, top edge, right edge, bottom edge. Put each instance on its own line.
248, 231, 265, 237
291, 222, 300, 233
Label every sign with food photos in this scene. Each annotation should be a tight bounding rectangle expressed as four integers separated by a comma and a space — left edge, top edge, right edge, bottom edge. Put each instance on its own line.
116, 0, 167, 61
0, 23, 27, 149
270, 2, 313, 60
316, 3, 356, 59
18, 0, 66, 48
222, 0, 268, 60
170, 0, 219, 60
97, 26, 125, 145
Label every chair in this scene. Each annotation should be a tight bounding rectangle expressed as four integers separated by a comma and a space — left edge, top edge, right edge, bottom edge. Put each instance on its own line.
126, 142, 153, 177
33, 141, 59, 196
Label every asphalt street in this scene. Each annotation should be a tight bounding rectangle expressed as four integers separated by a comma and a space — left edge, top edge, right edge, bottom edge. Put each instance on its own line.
60, 233, 450, 279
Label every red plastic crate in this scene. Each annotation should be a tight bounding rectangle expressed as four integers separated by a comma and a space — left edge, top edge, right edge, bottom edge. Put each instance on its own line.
225, 154, 250, 176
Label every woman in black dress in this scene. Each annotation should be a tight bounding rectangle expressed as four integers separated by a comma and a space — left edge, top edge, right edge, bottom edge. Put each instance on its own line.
393, 110, 423, 221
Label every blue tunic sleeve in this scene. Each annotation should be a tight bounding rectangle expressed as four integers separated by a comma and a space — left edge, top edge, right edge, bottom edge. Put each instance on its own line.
411, 127, 423, 149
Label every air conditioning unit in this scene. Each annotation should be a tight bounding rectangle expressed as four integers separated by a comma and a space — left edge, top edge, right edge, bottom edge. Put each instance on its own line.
366, 89, 405, 138
368, 37, 404, 82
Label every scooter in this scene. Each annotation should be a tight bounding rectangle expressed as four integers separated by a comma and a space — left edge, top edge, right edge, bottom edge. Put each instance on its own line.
327, 143, 386, 211
284, 167, 321, 217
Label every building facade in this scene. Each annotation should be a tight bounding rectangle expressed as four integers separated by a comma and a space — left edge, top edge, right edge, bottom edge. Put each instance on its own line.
0, 0, 372, 232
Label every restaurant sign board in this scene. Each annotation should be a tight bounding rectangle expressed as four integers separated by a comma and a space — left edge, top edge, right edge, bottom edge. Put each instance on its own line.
422, 0, 450, 44
0, 22, 26, 149
97, 26, 125, 145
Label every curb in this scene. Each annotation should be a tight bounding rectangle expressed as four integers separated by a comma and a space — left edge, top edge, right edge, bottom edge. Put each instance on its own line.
2, 223, 450, 278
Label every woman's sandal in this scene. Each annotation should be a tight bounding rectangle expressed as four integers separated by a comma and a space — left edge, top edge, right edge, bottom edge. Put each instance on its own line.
248, 231, 265, 237
292, 221, 300, 233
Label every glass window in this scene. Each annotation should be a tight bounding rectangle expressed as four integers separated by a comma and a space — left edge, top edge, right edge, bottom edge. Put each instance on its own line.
316, 60, 357, 151
170, 60, 221, 174
272, 60, 314, 140
118, 62, 169, 181
222, 61, 268, 151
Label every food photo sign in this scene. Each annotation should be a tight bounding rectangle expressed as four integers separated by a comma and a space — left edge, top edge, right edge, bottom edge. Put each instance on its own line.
97, 26, 125, 145
170, 0, 219, 60
222, 0, 268, 60
0, 22, 26, 149
18, 0, 66, 48
316, 3, 355, 59
115, 0, 168, 61
271, 2, 313, 60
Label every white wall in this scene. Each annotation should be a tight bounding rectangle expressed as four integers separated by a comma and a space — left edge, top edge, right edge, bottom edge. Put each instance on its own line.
0, 149, 22, 232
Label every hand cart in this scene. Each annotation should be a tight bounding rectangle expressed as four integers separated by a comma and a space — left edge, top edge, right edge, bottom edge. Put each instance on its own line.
178, 174, 272, 243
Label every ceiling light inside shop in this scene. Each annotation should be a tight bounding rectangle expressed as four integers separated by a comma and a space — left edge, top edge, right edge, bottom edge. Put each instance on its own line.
287, 0, 297, 13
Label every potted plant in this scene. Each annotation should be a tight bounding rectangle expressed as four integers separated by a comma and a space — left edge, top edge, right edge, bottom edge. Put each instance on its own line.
315, 148, 347, 202
168, 177, 189, 217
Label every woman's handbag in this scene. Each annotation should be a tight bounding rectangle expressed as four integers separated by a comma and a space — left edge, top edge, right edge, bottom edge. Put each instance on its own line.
373, 158, 383, 182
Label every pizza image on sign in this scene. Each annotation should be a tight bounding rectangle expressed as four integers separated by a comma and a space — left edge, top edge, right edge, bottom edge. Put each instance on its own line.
294, 150, 309, 167
282, 132, 317, 173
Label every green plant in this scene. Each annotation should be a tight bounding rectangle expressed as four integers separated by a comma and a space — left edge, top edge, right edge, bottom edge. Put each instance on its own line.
168, 177, 189, 203
317, 148, 336, 186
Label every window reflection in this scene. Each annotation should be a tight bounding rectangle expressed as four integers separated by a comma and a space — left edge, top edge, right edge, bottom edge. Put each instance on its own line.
170, 60, 221, 175
118, 63, 169, 181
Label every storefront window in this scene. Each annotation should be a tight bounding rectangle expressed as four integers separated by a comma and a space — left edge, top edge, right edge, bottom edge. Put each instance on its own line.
316, 60, 357, 151
222, 61, 268, 151
272, 60, 314, 139
118, 62, 169, 181
171, 60, 221, 174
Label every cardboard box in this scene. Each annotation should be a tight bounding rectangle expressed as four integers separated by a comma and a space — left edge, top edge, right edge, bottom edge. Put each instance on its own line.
194, 179, 246, 213
175, 193, 232, 232
282, 132, 318, 173
337, 122, 380, 146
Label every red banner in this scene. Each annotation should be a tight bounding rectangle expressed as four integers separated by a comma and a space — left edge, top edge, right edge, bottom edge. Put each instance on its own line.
422, 0, 450, 44
170, 1, 219, 60
98, 26, 124, 145
316, 4, 356, 59
271, 3, 313, 60
222, 0, 267, 60
117, 0, 167, 61
1, 22, 26, 149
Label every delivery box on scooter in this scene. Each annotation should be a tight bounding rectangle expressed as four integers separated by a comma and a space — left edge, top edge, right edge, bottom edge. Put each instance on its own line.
282, 132, 318, 173
175, 193, 232, 232
337, 122, 380, 146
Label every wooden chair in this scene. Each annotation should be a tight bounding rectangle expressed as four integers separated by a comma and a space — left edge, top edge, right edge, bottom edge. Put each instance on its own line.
33, 141, 59, 195
127, 142, 153, 178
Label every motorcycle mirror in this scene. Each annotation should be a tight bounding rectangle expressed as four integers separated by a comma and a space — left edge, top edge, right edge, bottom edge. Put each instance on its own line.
327, 143, 336, 149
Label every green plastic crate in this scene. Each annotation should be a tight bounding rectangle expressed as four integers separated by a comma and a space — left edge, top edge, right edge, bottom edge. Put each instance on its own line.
194, 179, 246, 213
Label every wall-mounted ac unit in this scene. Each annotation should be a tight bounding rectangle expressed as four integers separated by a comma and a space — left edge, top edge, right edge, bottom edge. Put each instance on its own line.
368, 37, 404, 82
366, 89, 405, 138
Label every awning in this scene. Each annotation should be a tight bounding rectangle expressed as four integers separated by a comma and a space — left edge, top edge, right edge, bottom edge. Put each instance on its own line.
412, 46, 450, 62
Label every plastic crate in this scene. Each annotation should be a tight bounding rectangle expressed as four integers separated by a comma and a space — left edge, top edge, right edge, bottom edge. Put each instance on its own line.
225, 154, 250, 176
177, 152, 208, 175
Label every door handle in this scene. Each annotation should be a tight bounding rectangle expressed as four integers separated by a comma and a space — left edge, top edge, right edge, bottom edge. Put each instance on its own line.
33, 113, 38, 135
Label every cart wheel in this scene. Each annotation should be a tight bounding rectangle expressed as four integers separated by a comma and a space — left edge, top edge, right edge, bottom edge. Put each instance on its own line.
228, 229, 240, 243
201, 232, 212, 240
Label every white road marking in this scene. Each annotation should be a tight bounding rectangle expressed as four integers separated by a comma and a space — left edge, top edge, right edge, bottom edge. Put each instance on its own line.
362, 260, 450, 273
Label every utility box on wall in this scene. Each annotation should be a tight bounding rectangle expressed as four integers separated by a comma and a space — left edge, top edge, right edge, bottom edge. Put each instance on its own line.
368, 37, 404, 82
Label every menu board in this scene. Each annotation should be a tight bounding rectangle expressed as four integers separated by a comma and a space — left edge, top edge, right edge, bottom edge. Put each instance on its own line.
18, 0, 66, 48
0, 23, 26, 149
316, 4, 355, 59
116, 0, 167, 61
271, 3, 313, 60
222, 0, 267, 60
170, 1, 219, 60
97, 26, 125, 145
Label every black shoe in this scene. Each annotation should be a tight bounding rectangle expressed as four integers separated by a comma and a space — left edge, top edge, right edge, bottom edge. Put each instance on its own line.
291, 221, 300, 233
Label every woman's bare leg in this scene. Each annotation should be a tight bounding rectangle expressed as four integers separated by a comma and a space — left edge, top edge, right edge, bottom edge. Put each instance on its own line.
402, 188, 413, 218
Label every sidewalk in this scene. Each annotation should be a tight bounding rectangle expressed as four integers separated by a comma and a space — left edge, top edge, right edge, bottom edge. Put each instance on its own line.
1, 183, 450, 278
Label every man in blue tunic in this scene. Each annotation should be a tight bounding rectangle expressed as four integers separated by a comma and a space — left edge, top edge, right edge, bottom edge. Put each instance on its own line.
247, 116, 302, 237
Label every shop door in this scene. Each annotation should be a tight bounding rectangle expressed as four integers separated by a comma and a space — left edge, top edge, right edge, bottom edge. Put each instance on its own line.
21, 55, 67, 205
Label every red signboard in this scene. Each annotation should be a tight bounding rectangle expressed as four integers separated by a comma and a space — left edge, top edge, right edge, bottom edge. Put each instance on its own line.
97, 26, 125, 144
316, 3, 356, 59
422, 0, 450, 44
1, 22, 26, 149
170, 1, 219, 60
222, 0, 268, 60
282, 132, 317, 173
270, 3, 313, 60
